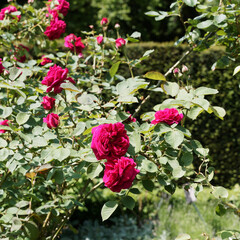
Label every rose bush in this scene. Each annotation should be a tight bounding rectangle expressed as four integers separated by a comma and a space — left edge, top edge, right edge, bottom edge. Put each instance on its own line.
0, 0, 238, 239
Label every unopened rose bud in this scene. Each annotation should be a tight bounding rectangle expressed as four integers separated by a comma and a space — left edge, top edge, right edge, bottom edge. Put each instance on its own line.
182, 65, 188, 73
100, 17, 108, 26
115, 23, 120, 29
28, 0, 34, 3
89, 25, 94, 29
173, 68, 180, 74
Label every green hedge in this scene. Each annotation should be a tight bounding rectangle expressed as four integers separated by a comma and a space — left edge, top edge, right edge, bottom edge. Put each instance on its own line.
123, 42, 240, 188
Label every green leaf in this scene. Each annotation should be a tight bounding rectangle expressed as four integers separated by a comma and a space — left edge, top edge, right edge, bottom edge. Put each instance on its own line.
109, 61, 121, 77
192, 98, 210, 111
214, 14, 226, 24
187, 106, 203, 120
116, 112, 130, 122
32, 137, 48, 148
52, 148, 71, 162
212, 186, 228, 199
142, 159, 158, 173
101, 201, 118, 221
24, 221, 39, 240
233, 65, 240, 76
61, 82, 81, 93
87, 163, 103, 179
221, 231, 233, 239
122, 196, 135, 210
11, 217, 22, 232
142, 179, 154, 192
16, 112, 30, 125
145, 11, 159, 17
180, 152, 193, 166
164, 182, 176, 194
144, 71, 166, 81
53, 169, 64, 184
195, 87, 218, 96
175, 233, 191, 240
129, 131, 141, 154
0, 138, 7, 148
73, 122, 86, 136
197, 20, 213, 29
162, 82, 179, 97
215, 204, 226, 216
0, 106, 12, 118
130, 188, 141, 194
172, 166, 186, 178
183, 0, 197, 7
0, 149, 10, 161
130, 31, 141, 38
165, 130, 184, 149
9, 67, 22, 81
211, 106, 226, 120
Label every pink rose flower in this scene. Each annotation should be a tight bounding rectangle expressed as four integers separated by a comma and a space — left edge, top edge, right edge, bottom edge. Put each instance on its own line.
0, 120, 9, 133
64, 34, 85, 55
44, 18, 66, 40
43, 113, 59, 129
96, 35, 103, 45
100, 17, 108, 25
41, 96, 55, 110
91, 122, 130, 161
103, 157, 140, 192
115, 38, 126, 48
41, 64, 75, 94
47, 0, 69, 17
40, 55, 52, 66
0, 58, 5, 74
0, 5, 21, 21
151, 108, 183, 125
14, 44, 29, 63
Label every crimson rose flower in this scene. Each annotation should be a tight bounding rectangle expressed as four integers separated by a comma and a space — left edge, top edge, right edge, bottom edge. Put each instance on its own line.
91, 122, 129, 161
103, 157, 139, 192
64, 34, 85, 55
44, 18, 66, 40
0, 58, 5, 74
43, 113, 59, 129
115, 38, 126, 48
100, 17, 108, 25
0, 120, 9, 133
41, 64, 75, 94
96, 35, 103, 45
40, 56, 52, 66
41, 96, 55, 110
151, 108, 183, 125
0, 5, 21, 21
47, 0, 69, 17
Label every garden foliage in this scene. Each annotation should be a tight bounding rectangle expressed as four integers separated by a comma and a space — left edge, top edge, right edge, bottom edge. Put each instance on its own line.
0, 0, 239, 239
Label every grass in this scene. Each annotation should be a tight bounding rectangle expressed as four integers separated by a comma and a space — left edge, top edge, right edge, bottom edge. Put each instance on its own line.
154, 186, 240, 240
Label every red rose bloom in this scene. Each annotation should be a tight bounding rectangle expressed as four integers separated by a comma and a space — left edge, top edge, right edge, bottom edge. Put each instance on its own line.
0, 120, 9, 133
44, 18, 66, 40
91, 122, 130, 161
41, 96, 55, 110
48, 0, 69, 17
103, 157, 139, 192
43, 113, 59, 129
96, 35, 103, 45
64, 34, 85, 55
0, 58, 5, 74
40, 56, 52, 66
151, 108, 183, 125
100, 17, 108, 25
0, 5, 21, 21
115, 38, 126, 48
41, 64, 75, 94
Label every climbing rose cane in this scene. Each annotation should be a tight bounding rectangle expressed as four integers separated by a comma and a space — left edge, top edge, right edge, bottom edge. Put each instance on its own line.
151, 108, 183, 125
43, 113, 59, 129
91, 122, 129, 161
103, 157, 140, 192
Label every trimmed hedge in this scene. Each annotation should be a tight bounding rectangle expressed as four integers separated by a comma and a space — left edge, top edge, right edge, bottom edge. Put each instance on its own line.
123, 42, 240, 188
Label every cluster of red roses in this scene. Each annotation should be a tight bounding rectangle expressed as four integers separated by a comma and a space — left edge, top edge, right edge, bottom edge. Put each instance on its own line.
44, 0, 69, 40
91, 122, 140, 192
41, 64, 76, 129
0, 5, 21, 21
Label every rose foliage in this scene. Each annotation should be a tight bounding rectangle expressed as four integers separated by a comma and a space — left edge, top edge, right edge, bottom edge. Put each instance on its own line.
0, 0, 238, 239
